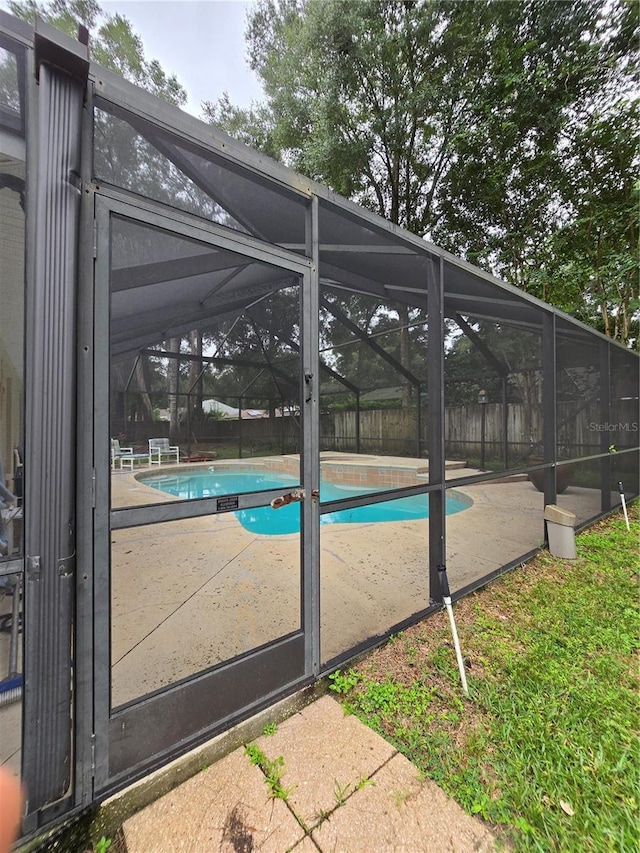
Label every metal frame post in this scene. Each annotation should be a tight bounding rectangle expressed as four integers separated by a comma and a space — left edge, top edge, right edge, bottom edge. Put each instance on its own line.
22, 26, 88, 819
416, 382, 422, 457
478, 389, 488, 470
428, 258, 446, 602
303, 196, 320, 674
542, 313, 557, 509
74, 70, 98, 814
600, 341, 612, 512
502, 377, 509, 469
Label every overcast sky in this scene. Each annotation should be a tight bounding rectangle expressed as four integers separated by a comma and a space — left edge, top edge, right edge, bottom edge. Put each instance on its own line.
101, 0, 264, 116
0, 0, 264, 117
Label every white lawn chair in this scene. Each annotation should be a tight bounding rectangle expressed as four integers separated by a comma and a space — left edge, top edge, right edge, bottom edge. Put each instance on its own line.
111, 439, 132, 470
111, 439, 147, 471
148, 438, 180, 466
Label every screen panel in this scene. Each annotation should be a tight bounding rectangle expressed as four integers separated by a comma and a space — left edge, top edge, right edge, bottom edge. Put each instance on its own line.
111, 511, 302, 709
109, 215, 302, 509
555, 319, 602, 461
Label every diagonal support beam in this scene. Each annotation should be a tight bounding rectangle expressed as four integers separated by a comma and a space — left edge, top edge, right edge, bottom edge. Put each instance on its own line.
454, 314, 509, 377
110, 249, 242, 292
122, 108, 270, 241
139, 348, 296, 386
321, 295, 421, 389
245, 307, 360, 395
247, 317, 289, 400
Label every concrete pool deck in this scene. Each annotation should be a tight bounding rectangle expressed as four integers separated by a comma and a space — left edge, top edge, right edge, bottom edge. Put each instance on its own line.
107, 453, 603, 707
0, 452, 608, 792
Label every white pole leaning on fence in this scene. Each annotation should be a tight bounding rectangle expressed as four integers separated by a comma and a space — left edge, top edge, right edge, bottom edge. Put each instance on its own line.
618, 481, 630, 532
438, 565, 469, 697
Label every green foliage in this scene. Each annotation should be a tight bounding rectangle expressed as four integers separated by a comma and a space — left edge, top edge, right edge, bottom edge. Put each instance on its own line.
8, 0, 187, 105
238, 0, 486, 230
327, 668, 361, 694
212, 0, 637, 347
93, 838, 112, 853
333, 779, 350, 806
204, 408, 226, 421
432, 0, 638, 348
335, 505, 640, 851
202, 92, 280, 159
244, 742, 294, 801
532, 102, 639, 348
244, 741, 265, 766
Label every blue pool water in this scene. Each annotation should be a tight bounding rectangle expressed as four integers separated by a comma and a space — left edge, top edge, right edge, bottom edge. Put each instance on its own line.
141, 469, 471, 535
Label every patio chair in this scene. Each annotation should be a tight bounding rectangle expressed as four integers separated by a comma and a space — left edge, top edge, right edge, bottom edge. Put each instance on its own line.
111, 438, 132, 470
148, 438, 180, 466
111, 439, 147, 471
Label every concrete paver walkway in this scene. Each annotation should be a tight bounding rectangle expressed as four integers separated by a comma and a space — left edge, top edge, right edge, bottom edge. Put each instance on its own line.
123, 696, 496, 853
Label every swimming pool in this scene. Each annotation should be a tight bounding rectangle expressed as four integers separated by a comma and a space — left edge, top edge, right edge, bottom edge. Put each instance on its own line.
140, 468, 472, 535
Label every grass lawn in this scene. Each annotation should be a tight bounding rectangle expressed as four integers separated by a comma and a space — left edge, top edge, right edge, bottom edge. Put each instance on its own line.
329, 502, 639, 852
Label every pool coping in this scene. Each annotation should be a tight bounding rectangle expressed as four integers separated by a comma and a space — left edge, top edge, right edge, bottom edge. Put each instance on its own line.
133, 453, 468, 493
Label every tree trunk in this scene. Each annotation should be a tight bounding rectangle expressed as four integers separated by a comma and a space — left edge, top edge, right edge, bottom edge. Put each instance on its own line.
135, 356, 154, 421
168, 337, 181, 445
188, 330, 203, 416
399, 304, 411, 409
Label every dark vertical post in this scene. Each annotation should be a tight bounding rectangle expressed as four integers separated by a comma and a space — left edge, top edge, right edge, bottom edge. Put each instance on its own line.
90, 197, 112, 801
355, 390, 361, 453
416, 382, 422, 457
238, 396, 243, 458
428, 257, 446, 602
23, 27, 89, 816
600, 341, 611, 512
303, 196, 320, 675
281, 396, 285, 454
542, 313, 557, 511
74, 69, 97, 812
478, 389, 488, 470
186, 393, 192, 459
502, 376, 509, 469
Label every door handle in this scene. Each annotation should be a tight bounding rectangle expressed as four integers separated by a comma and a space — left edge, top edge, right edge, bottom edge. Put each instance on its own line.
270, 488, 319, 509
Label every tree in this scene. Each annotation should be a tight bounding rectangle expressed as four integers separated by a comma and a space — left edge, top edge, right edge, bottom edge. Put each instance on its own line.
433, 0, 639, 346
202, 92, 280, 160
531, 101, 639, 347
203, 0, 490, 406
7, 0, 187, 106
205, 0, 638, 346
225, 0, 491, 234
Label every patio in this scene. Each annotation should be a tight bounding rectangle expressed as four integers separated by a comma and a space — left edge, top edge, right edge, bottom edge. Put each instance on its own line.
106, 455, 602, 708
0, 13, 637, 842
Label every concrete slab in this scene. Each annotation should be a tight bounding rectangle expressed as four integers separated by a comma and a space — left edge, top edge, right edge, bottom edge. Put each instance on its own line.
311, 751, 496, 853
123, 748, 306, 853
123, 695, 497, 853
255, 696, 396, 829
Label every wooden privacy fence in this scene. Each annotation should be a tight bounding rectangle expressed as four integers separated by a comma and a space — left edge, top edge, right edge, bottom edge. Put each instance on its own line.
326, 403, 602, 460
118, 402, 604, 461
